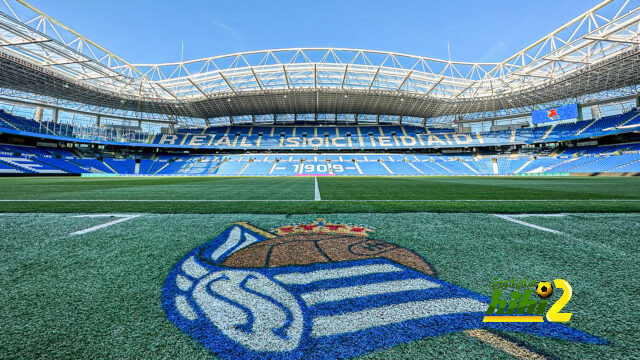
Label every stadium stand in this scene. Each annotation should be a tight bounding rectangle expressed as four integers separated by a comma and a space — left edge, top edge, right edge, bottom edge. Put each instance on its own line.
103, 159, 136, 174
4, 108, 640, 151
0, 160, 22, 174
357, 161, 391, 175
0, 155, 66, 174
69, 159, 114, 173
0, 142, 639, 176
384, 161, 422, 175
2, 102, 640, 178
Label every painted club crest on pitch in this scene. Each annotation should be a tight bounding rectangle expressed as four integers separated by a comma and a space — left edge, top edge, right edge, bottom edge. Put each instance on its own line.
162, 219, 605, 359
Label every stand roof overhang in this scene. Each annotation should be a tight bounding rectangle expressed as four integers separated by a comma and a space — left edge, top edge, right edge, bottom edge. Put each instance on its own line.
0, 0, 639, 123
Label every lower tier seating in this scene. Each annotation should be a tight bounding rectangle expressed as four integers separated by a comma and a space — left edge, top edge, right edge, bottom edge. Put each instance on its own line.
1, 143, 639, 176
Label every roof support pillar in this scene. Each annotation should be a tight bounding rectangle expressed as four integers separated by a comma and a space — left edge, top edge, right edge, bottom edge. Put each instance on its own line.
96, 115, 101, 126
577, 105, 583, 121
34, 106, 43, 122
591, 105, 601, 120
51, 108, 59, 123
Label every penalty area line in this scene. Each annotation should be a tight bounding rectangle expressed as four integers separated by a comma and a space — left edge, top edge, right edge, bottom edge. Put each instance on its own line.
71, 214, 141, 235
493, 214, 563, 235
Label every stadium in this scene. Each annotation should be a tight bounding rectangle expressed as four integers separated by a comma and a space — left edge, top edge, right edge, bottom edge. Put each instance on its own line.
1, 0, 639, 359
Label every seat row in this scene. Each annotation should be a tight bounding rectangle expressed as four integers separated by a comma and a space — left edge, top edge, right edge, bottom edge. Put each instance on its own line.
1, 144, 639, 176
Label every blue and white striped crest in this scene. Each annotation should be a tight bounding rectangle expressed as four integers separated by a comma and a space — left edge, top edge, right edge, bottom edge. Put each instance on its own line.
162, 223, 605, 359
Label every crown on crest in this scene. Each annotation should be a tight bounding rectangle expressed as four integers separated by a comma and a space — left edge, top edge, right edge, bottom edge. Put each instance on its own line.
271, 218, 375, 237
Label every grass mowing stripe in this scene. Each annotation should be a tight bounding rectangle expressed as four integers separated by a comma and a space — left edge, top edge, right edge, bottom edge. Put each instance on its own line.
2, 177, 640, 202
1, 176, 639, 213
2, 201, 640, 214
318, 176, 640, 201
2, 199, 640, 202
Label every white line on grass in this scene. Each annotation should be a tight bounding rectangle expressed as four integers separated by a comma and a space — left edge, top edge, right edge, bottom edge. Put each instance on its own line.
507, 213, 569, 218
70, 214, 141, 235
2, 199, 639, 202
314, 176, 321, 201
493, 214, 564, 235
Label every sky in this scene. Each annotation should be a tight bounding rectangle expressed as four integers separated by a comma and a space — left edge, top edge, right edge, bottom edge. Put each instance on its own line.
19, 0, 604, 64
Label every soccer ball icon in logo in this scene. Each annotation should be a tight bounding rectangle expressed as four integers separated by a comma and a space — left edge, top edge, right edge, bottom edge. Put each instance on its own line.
162, 219, 605, 360
536, 281, 554, 299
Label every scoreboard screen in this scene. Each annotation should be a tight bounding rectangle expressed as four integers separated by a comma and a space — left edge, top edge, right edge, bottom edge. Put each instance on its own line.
531, 103, 578, 124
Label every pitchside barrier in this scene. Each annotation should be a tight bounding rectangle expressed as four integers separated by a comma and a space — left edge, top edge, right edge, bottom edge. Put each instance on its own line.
81, 173, 119, 177
515, 173, 571, 176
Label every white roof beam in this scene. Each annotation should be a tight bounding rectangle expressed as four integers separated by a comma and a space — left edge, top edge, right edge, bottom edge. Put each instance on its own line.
0, 38, 50, 46
218, 71, 237, 93
156, 83, 179, 100
187, 77, 208, 97
425, 76, 445, 95
396, 70, 413, 91
44, 59, 92, 66
368, 66, 382, 89
282, 65, 291, 89
340, 64, 349, 89
584, 35, 640, 44
250, 67, 264, 90
453, 81, 476, 99
80, 74, 123, 80
541, 56, 592, 64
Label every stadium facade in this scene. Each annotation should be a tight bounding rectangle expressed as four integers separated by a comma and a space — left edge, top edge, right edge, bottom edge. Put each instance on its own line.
1, 0, 640, 176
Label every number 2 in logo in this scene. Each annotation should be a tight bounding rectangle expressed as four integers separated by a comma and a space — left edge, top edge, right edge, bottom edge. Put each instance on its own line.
546, 279, 572, 322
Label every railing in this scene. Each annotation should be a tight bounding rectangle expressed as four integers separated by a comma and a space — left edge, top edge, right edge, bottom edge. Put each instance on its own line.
0, 112, 152, 143
70, 125, 151, 143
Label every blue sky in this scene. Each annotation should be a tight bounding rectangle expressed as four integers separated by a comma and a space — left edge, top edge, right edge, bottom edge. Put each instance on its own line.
24, 0, 603, 64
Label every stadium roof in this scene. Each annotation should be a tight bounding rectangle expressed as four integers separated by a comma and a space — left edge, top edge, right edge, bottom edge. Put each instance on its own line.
0, 0, 640, 125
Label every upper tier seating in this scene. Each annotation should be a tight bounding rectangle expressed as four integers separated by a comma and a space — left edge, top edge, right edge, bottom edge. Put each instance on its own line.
4, 108, 640, 150
0, 110, 74, 137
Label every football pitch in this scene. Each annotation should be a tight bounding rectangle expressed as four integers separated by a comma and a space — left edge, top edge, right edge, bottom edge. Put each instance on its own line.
0, 212, 638, 359
1, 176, 639, 359
0, 176, 639, 213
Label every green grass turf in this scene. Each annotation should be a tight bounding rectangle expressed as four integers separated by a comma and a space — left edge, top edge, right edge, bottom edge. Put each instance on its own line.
0, 176, 639, 213
0, 213, 637, 359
